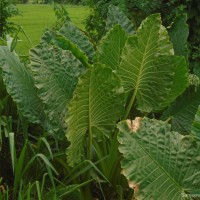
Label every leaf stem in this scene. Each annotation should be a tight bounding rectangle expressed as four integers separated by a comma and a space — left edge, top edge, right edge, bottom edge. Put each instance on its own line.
87, 127, 92, 161
81, 128, 93, 200
123, 88, 137, 119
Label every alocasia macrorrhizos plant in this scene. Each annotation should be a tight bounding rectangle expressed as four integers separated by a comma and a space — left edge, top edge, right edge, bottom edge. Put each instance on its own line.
0, 4, 200, 199
97, 12, 188, 115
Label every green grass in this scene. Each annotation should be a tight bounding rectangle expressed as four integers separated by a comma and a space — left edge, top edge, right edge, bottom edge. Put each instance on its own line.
11, 4, 90, 55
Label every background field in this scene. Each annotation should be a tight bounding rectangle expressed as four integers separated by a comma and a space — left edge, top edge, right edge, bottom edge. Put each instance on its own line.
11, 4, 90, 55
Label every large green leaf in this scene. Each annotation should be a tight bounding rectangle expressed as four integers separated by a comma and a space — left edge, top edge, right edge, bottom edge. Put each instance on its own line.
66, 64, 124, 167
162, 87, 200, 134
30, 43, 86, 132
168, 14, 189, 58
106, 5, 134, 35
117, 117, 200, 199
41, 31, 89, 67
96, 25, 128, 70
59, 22, 95, 62
0, 47, 46, 124
118, 14, 177, 113
52, 35, 89, 67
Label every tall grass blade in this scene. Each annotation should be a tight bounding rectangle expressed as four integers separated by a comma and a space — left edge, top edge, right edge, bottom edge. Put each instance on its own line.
8, 132, 16, 173
36, 181, 42, 200
37, 154, 58, 175
40, 137, 53, 159
12, 140, 28, 199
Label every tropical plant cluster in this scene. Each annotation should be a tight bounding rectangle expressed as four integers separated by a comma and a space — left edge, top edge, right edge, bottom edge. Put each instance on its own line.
86, 0, 200, 76
0, 4, 200, 200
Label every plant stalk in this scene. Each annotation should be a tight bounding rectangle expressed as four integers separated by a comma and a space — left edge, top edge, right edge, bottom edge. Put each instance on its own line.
81, 128, 93, 200
123, 88, 137, 119
87, 127, 92, 161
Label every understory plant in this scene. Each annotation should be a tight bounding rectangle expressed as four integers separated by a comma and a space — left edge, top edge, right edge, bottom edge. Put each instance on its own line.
1, 5, 200, 200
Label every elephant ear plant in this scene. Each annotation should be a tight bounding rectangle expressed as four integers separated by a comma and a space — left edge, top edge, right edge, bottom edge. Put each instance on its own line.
1, 4, 200, 199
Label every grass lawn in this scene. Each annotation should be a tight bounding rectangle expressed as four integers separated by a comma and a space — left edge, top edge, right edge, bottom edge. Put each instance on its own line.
11, 4, 90, 55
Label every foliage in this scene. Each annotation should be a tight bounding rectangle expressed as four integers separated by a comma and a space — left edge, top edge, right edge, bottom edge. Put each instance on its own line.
105, 5, 134, 35
191, 105, 200, 142
168, 14, 189, 59
53, 0, 87, 5
66, 63, 125, 167
118, 117, 200, 199
59, 22, 95, 62
86, 0, 200, 76
53, 3, 70, 30
162, 87, 200, 134
30, 42, 86, 135
0, 0, 20, 38
85, 0, 127, 43
1, 5, 200, 200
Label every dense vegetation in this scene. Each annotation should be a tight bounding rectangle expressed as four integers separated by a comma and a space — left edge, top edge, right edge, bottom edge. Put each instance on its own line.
0, 0, 20, 37
1, 3, 200, 200
86, 0, 200, 75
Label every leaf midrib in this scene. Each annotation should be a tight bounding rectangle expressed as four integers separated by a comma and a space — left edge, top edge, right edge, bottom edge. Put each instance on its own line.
124, 25, 154, 118
88, 68, 92, 161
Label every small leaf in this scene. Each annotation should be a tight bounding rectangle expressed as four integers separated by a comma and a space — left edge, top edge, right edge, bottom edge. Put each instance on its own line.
118, 117, 200, 199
